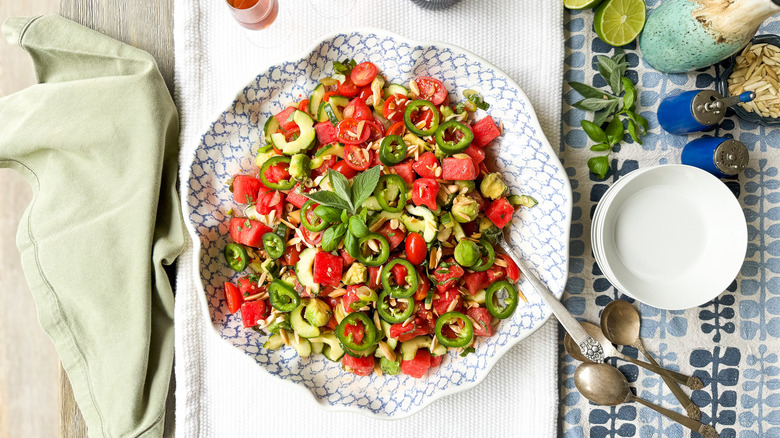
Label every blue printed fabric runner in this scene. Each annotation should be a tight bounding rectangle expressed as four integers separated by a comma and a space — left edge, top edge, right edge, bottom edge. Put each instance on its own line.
561, 3, 780, 438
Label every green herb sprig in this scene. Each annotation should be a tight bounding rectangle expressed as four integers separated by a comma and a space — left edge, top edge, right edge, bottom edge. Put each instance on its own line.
305, 167, 381, 252
568, 50, 649, 179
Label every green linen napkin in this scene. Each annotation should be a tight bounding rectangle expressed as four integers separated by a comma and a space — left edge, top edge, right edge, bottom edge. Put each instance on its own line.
0, 15, 183, 437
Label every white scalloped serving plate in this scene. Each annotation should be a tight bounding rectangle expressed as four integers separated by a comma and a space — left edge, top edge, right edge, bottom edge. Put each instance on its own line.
183, 28, 571, 418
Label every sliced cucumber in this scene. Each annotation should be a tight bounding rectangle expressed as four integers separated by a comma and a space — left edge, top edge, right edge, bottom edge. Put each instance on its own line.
430, 342, 447, 357
295, 247, 320, 294
380, 320, 397, 350
309, 83, 326, 115
263, 333, 285, 350
270, 110, 316, 155
368, 210, 403, 228
289, 335, 312, 357
362, 196, 382, 211
311, 341, 325, 355
310, 333, 345, 361
452, 220, 466, 241
290, 303, 320, 338
317, 101, 340, 125
263, 115, 280, 147
401, 205, 438, 243
383, 83, 409, 98
401, 335, 433, 361
310, 142, 344, 169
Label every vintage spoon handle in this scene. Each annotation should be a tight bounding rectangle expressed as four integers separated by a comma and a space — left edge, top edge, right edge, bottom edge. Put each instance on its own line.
631, 396, 718, 438
635, 342, 701, 420
497, 238, 605, 363
617, 352, 704, 389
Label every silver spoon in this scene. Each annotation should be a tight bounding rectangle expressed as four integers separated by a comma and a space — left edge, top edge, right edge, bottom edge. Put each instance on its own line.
575, 363, 718, 438
495, 231, 605, 363
601, 300, 701, 420
564, 322, 703, 390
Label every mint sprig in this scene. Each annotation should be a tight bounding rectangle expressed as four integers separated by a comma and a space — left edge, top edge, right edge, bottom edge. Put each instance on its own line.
569, 49, 648, 179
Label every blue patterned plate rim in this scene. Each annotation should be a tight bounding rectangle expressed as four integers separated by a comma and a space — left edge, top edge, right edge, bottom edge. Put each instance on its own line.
182, 27, 572, 418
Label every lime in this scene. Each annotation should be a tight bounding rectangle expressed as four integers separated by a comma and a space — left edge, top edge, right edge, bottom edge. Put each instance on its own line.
564, 0, 604, 10
594, 0, 646, 47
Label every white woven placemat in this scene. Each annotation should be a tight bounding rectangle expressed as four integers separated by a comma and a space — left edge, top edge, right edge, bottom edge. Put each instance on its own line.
173, 1, 563, 435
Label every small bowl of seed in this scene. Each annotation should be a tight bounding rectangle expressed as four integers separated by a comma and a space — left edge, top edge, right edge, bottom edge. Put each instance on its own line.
718, 34, 780, 126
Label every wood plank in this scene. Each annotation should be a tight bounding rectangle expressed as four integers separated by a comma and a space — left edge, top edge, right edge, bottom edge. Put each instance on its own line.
0, 2, 63, 437
54, 1, 176, 436
59, 0, 175, 93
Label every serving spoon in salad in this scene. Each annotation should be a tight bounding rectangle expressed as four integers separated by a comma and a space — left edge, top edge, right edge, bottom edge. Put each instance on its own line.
495, 231, 606, 363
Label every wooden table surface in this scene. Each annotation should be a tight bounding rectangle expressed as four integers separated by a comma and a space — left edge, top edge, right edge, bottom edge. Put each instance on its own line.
0, 1, 174, 436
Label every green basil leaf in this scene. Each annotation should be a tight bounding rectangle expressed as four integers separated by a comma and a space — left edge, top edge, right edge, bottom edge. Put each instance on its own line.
621, 77, 636, 111
305, 190, 352, 211
333, 59, 356, 75
467, 93, 490, 110
359, 207, 369, 223
634, 113, 649, 132
321, 223, 347, 252
587, 155, 611, 179
573, 97, 617, 112
344, 230, 359, 259
581, 120, 608, 143
314, 205, 342, 223
341, 209, 349, 224
328, 169, 353, 211
605, 116, 624, 146
348, 216, 370, 238
350, 165, 381, 211
612, 50, 628, 78
627, 120, 643, 145
590, 143, 612, 152
568, 81, 612, 100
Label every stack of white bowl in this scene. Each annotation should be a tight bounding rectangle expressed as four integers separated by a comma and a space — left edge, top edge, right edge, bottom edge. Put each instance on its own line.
590, 165, 748, 310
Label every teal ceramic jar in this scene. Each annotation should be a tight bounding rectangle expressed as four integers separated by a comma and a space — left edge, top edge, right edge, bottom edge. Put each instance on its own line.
640, 0, 780, 73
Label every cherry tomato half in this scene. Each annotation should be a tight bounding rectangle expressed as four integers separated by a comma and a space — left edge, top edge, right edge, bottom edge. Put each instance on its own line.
406, 232, 427, 266
344, 143, 372, 171
343, 97, 373, 121
365, 119, 386, 142
332, 160, 359, 179
300, 226, 323, 246
337, 76, 360, 97
351, 62, 378, 87
357, 85, 373, 101
415, 76, 447, 105
382, 94, 409, 122
386, 120, 406, 137
413, 270, 431, 301
336, 118, 371, 144
322, 90, 339, 102
499, 253, 521, 282
224, 281, 243, 314
298, 99, 310, 115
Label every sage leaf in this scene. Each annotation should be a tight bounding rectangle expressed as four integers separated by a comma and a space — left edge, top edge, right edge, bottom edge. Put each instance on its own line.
605, 116, 624, 146
590, 143, 612, 152
305, 190, 352, 212
581, 120, 608, 143
568, 81, 613, 100
351, 165, 381, 211
588, 155, 610, 179
328, 170, 353, 211
573, 97, 617, 112
592, 104, 615, 127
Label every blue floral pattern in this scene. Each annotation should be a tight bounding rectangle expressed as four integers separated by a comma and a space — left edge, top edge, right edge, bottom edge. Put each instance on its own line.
562, 6, 780, 437
184, 30, 571, 418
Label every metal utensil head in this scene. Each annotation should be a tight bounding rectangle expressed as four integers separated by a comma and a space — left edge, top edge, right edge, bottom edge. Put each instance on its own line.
574, 362, 632, 406
600, 300, 642, 346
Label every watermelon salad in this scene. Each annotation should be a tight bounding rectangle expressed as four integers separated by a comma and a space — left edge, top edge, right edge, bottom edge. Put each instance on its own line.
221, 59, 537, 378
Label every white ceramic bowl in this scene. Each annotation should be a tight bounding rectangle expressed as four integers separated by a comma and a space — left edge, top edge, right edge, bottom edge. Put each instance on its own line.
595, 165, 747, 310
183, 28, 571, 418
